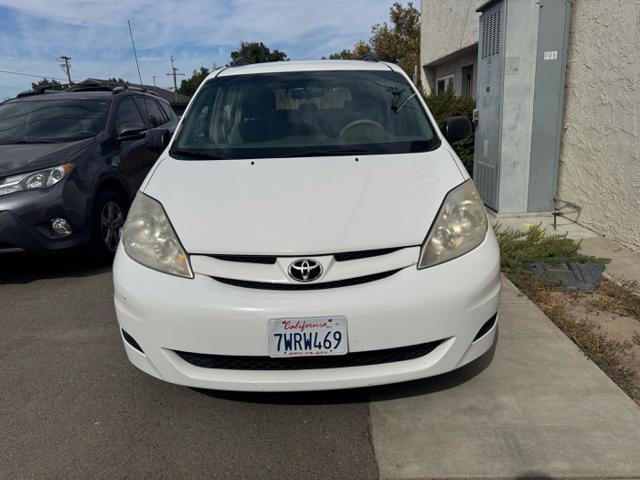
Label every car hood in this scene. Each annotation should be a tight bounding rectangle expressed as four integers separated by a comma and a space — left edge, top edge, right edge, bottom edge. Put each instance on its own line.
0, 139, 94, 177
144, 149, 465, 255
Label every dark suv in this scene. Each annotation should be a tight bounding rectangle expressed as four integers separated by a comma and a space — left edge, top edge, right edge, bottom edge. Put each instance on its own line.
0, 85, 177, 255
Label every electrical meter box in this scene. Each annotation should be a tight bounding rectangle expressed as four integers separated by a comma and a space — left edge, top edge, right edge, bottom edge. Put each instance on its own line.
473, 0, 571, 213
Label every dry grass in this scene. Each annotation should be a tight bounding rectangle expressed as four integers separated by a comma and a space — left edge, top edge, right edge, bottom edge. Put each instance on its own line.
496, 224, 639, 403
592, 280, 640, 321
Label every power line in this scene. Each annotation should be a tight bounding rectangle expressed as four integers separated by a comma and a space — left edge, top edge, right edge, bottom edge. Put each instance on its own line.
0, 70, 67, 81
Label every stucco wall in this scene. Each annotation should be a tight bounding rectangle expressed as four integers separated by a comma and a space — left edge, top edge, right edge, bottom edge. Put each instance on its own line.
420, 0, 481, 88
557, 0, 640, 251
421, 0, 480, 65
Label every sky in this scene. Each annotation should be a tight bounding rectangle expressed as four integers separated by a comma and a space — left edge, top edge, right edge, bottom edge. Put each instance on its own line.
0, 0, 403, 100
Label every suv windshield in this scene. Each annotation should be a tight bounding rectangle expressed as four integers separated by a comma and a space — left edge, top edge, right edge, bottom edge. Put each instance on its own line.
171, 70, 438, 159
0, 98, 109, 144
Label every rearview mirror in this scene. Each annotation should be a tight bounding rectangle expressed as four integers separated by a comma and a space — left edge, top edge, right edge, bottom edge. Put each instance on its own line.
116, 124, 146, 142
145, 128, 172, 152
442, 116, 472, 143
291, 87, 324, 99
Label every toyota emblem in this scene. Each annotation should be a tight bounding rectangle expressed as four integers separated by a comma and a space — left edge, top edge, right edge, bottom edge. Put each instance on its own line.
288, 259, 323, 282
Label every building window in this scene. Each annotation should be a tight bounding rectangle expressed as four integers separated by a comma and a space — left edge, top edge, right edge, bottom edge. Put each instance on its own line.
436, 75, 454, 95
462, 64, 474, 98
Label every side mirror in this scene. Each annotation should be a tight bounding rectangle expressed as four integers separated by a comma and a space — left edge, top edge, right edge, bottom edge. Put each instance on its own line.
116, 124, 146, 142
145, 128, 172, 152
442, 116, 472, 143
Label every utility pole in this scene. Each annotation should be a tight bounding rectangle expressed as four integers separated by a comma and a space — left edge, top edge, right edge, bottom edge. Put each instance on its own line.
58, 56, 73, 85
153, 75, 157, 87
166, 56, 184, 100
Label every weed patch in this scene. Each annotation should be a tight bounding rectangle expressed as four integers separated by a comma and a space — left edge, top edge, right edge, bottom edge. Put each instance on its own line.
592, 280, 640, 321
496, 224, 639, 403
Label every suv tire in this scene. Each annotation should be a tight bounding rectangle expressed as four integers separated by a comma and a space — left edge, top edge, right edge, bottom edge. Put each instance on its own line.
91, 189, 128, 257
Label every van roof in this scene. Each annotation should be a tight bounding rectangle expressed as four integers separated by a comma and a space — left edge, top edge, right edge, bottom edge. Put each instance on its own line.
214, 60, 403, 79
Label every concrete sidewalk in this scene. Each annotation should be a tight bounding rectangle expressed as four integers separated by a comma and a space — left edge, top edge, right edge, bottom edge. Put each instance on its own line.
368, 278, 640, 479
580, 236, 640, 288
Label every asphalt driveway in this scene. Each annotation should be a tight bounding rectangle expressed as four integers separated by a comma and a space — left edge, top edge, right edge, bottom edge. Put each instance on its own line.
2, 252, 640, 479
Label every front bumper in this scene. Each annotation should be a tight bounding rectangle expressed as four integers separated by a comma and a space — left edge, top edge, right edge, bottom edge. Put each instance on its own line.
0, 183, 90, 252
113, 233, 501, 392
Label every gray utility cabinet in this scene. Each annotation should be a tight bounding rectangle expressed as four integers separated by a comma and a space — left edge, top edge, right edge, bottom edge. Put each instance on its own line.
473, 0, 571, 213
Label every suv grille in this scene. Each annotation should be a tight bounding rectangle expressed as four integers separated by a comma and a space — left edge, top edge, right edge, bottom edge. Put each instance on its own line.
212, 269, 400, 290
174, 340, 444, 370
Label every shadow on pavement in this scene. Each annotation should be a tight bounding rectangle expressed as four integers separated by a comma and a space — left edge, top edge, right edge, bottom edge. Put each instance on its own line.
0, 250, 112, 284
194, 330, 498, 405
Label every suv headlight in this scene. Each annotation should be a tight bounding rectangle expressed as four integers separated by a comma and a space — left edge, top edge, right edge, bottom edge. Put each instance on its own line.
122, 193, 193, 278
418, 180, 488, 269
0, 163, 74, 197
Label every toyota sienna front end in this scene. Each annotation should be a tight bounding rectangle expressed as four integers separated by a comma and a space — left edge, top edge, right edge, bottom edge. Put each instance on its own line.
113, 60, 500, 391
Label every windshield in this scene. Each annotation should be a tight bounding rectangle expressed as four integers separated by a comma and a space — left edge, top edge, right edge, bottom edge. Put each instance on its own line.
0, 99, 109, 144
171, 70, 439, 159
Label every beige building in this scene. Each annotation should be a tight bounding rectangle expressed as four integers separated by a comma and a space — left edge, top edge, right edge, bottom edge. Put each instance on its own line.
421, 0, 640, 251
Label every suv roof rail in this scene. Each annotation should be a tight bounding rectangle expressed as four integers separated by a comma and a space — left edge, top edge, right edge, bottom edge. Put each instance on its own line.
16, 88, 61, 98
360, 52, 378, 62
65, 82, 158, 96
230, 56, 252, 67
66, 82, 113, 92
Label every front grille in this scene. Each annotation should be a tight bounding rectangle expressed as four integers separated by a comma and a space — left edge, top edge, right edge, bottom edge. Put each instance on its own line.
202, 247, 406, 265
334, 247, 402, 262
174, 340, 444, 370
212, 269, 400, 290
211, 254, 277, 265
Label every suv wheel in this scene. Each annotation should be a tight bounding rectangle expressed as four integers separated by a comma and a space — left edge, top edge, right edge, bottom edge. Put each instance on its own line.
92, 190, 128, 256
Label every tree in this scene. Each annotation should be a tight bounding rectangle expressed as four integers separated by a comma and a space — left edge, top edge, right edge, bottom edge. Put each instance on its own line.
370, 2, 420, 80
324, 2, 421, 81
325, 41, 371, 60
178, 67, 211, 97
31, 78, 63, 90
107, 77, 127, 84
230, 41, 288, 64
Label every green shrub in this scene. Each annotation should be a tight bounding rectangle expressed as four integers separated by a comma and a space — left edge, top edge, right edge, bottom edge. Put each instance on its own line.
494, 223, 608, 275
422, 90, 475, 173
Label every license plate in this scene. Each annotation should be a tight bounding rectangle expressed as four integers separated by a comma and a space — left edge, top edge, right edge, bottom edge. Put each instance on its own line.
268, 316, 348, 358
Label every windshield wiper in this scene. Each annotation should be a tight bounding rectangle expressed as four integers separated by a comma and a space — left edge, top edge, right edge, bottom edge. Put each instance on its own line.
170, 149, 229, 160
366, 81, 417, 113
392, 92, 417, 113
277, 149, 370, 158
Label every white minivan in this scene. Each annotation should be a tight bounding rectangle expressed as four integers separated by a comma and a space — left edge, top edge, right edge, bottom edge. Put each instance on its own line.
113, 60, 500, 392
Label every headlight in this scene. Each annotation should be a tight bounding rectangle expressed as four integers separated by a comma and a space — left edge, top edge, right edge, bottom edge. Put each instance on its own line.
418, 179, 488, 269
0, 163, 74, 197
122, 193, 193, 278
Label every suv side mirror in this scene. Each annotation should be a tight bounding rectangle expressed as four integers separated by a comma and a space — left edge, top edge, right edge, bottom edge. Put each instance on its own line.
116, 123, 146, 142
442, 116, 472, 143
145, 128, 172, 152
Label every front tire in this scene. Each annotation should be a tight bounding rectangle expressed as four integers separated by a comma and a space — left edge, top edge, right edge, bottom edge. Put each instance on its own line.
92, 190, 128, 257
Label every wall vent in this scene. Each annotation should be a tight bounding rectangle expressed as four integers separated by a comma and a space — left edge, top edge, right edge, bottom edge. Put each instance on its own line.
481, 9, 502, 59
476, 161, 498, 209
